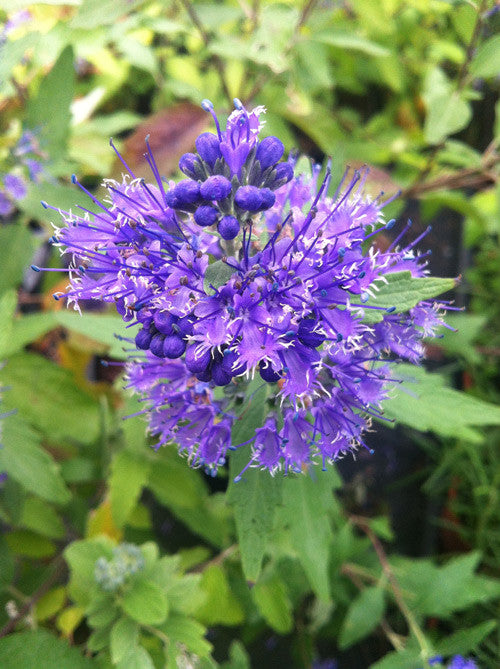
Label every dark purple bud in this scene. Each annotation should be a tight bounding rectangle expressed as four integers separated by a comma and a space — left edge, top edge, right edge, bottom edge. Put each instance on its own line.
163, 335, 187, 359
196, 368, 212, 382
217, 215, 240, 240
222, 350, 246, 376
273, 162, 294, 186
258, 188, 276, 210
185, 345, 212, 374
195, 132, 221, 167
298, 319, 325, 348
234, 185, 263, 212
194, 205, 219, 227
174, 179, 200, 205
179, 152, 199, 177
259, 360, 281, 383
154, 311, 176, 335
212, 362, 232, 386
150, 334, 166, 357
256, 136, 284, 170
176, 315, 194, 336
135, 328, 153, 350
200, 175, 232, 201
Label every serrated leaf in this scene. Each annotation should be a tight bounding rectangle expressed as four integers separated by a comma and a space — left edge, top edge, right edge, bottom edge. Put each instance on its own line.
252, 575, 293, 634
470, 35, 500, 79
121, 577, 168, 625
227, 382, 282, 582
110, 617, 139, 664
434, 620, 496, 656
279, 470, 339, 600
339, 585, 386, 649
392, 552, 500, 618
21, 496, 65, 539
1, 353, 100, 445
196, 565, 244, 626
26, 46, 74, 158
110, 450, 150, 528
383, 364, 500, 442
0, 415, 71, 505
0, 630, 93, 669
203, 260, 236, 295
117, 645, 155, 669
362, 271, 455, 323
159, 613, 212, 657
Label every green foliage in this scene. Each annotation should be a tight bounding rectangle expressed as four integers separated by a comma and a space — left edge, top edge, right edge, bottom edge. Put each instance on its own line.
0, 629, 94, 669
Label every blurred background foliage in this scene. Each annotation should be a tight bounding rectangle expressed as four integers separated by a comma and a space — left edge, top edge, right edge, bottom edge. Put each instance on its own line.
0, 0, 500, 667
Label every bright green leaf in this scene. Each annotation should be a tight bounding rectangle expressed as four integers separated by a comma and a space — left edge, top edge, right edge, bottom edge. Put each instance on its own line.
117, 645, 155, 669
434, 620, 497, 656
121, 577, 168, 625
470, 35, 500, 79
0, 225, 36, 294
0, 415, 71, 505
110, 450, 150, 528
110, 617, 139, 664
0, 630, 93, 669
21, 496, 65, 539
339, 585, 386, 649
196, 565, 244, 626
159, 613, 212, 658
252, 575, 293, 634
65, 537, 114, 607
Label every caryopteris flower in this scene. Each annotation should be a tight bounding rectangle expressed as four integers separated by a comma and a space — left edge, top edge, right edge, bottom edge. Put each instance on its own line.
37, 100, 452, 477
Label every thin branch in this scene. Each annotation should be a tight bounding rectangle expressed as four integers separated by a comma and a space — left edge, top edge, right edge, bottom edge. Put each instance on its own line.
350, 515, 433, 661
0, 555, 67, 639
191, 544, 238, 573
178, 0, 233, 104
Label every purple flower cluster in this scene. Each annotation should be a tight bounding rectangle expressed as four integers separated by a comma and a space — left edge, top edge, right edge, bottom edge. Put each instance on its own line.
426, 655, 478, 669
0, 129, 45, 218
40, 100, 448, 476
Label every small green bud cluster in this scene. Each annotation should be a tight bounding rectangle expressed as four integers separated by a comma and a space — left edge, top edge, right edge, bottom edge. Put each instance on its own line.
94, 543, 145, 592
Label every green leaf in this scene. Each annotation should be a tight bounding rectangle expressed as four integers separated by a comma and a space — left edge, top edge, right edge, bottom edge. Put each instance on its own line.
54, 311, 129, 359
339, 585, 386, 649
110, 450, 150, 528
315, 32, 390, 57
159, 613, 212, 657
26, 46, 75, 158
117, 646, 155, 669
203, 260, 236, 295
252, 575, 293, 634
110, 617, 139, 664
21, 497, 65, 539
436, 313, 486, 365
423, 67, 472, 144
121, 577, 168, 625
65, 537, 114, 607
362, 271, 456, 324
0, 630, 93, 669
1, 313, 58, 359
279, 469, 340, 600
0, 290, 17, 357
5, 529, 56, 559
470, 35, 500, 79
392, 552, 500, 618
220, 641, 251, 669
71, 0, 143, 29
1, 353, 100, 445
434, 620, 497, 656
0, 225, 36, 293
0, 415, 71, 505
196, 565, 244, 626
383, 364, 500, 442
227, 382, 282, 582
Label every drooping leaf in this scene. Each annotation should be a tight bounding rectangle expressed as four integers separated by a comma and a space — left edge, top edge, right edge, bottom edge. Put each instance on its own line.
109, 450, 150, 529
470, 35, 500, 79
315, 32, 390, 57
1, 353, 100, 445
383, 364, 500, 442
227, 382, 282, 582
434, 620, 497, 656
423, 67, 472, 145
339, 585, 386, 649
252, 574, 293, 634
0, 630, 93, 669
0, 415, 71, 505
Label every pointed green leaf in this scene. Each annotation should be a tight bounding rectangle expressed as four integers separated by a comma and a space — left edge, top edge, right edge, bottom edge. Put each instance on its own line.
470, 35, 500, 79
339, 585, 386, 649
110, 450, 150, 528
121, 577, 168, 625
